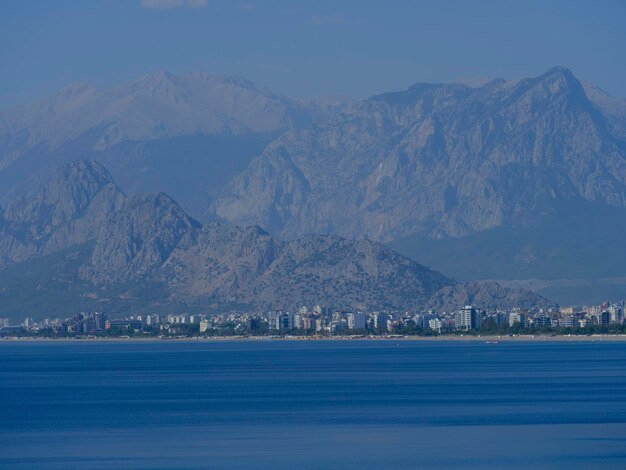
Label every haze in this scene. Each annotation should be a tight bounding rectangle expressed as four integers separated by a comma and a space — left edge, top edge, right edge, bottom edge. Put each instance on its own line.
1, 0, 625, 108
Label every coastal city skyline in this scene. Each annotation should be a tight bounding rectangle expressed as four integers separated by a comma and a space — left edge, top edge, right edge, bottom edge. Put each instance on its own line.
4, 299, 625, 339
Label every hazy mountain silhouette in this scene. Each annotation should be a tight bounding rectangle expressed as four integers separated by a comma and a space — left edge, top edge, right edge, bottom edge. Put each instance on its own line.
1, 67, 624, 302
0, 160, 551, 319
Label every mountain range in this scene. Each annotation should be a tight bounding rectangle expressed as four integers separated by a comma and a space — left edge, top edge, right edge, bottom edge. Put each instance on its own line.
1, 67, 625, 304
0, 160, 551, 320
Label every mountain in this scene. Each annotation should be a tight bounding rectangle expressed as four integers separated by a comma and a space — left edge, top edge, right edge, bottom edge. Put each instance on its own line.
0, 159, 123, 269
213, 66, 625, 240
0, 72, 343, 216
1, 67, 624, 303
0, 71, 297, 165
209, 67, 626, 295
582, 80, 626, 141
0, 160, 551, 320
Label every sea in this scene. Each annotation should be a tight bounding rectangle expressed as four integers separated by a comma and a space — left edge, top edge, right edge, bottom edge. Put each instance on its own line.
1, 340, 625, 469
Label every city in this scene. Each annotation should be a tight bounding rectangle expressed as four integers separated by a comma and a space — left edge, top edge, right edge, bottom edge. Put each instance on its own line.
2, 300, 625, 339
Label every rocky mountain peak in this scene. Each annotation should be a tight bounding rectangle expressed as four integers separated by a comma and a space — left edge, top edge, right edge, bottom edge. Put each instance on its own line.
57, 82, 99, 102
211, 66, 626, 286
510, 65, 590, 109
3, 159, 118, 228
127, 70, 183, 98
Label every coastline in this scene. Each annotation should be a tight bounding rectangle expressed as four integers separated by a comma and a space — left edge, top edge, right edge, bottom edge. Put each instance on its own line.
3, 334, 626, 342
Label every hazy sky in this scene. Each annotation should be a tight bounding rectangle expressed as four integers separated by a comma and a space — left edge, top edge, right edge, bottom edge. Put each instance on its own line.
1, 0, 625, 108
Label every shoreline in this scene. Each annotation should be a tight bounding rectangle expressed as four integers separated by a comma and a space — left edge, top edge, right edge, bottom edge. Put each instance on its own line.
3, 334, 626, 343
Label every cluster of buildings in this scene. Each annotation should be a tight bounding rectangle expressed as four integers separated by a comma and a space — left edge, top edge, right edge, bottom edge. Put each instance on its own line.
1, 301, 625, 337
422, 302, 625, 333
499, 302, 625, 330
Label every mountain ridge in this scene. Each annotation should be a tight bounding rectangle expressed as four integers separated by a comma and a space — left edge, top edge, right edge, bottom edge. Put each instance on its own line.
0, 159, 553, 319
209, 67, 626, 289
1, 67, 625, 298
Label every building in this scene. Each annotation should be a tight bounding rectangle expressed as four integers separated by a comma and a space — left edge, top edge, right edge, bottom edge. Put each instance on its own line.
269, 311, 294, 331
428, 318, 443, 333
608, 304, 623, 324
199, 319, 210, 333
371, 312, 388, 331
533, 314, 552, 327
456, 306, 479, 330
329, 320, 347, 334
508, 311, 525, 328
599, 310, 611, 327
166, 314, 189, 324
302, 316, 316, 331
347, 312, 366, 330
249, 318, 261, 331
93, 312, 107, 331
494, 312, 508, 326
66, 312, 108, 334
105, 319, 142, 331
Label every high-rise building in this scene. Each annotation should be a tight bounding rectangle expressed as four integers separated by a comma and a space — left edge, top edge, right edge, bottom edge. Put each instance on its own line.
508, 311, 525, 327
249, 318, 261, 331
300, 316, 314, 331
456, 306, 479, 330
347, 312, 366, 330
93, 312, 107, 331
533, 314, 552, 327
282, 312, 294, 330
267, 311, 279, 331
608, 304, 623, 324
599, 310, 611, 327
371, 312, 388, 331
428, 318, 442, 333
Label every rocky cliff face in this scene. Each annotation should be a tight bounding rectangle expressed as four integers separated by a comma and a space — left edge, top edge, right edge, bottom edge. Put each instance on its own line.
0, 72, 301, 169
0, 160, 551, 318
0, 159, 124, 267
2, 67, 623, 286
0, 71, 345, 219
212, 67, 626, 242
206, 67, 626, 284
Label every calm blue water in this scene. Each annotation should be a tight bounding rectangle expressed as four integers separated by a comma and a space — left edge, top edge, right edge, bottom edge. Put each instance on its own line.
1, 340, 625, 469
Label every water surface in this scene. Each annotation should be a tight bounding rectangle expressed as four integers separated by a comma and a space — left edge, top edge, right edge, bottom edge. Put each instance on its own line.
1, 340, 625, 469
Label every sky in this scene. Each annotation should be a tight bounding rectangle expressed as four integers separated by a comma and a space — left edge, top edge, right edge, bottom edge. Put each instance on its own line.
0, 0, 625, 108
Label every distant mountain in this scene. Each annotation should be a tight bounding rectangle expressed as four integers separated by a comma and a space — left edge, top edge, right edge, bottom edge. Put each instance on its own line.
210, 67, 626, 287
0, 71, 297, 164
1, 67, 624, 302
0, 72, 343, 215
214, 67, 625, 239
582, 80, 626, 141
0, 160, 551, 319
